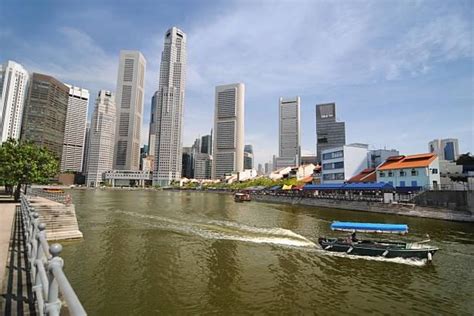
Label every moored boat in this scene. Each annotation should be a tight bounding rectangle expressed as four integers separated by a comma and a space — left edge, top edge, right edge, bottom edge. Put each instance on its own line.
234, 192, 251, 202
319, 221, 438, 261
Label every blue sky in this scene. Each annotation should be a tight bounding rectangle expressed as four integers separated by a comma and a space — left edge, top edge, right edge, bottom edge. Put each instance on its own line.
1, 0, 473, 165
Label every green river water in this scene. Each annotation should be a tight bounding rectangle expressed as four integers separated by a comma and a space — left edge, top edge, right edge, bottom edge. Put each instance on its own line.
61, 190, 474, 315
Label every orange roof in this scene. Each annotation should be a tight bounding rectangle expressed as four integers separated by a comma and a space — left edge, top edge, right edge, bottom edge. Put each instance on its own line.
347, 168, 376, 183
377, 153, 437, 171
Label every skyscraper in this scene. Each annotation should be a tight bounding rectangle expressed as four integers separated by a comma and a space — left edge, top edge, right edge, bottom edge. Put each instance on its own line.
82, 122, 91, 174
201, 130, 212, 155
429, 138, 460, 161
0, 60, 29, 143
86, 91, 116, 187
61, 85, 89, 172
113, 50, 146, 171
148, 91, 158, 159
153, 27, 187, 186
212, 83, 245, 179
275, 96, 301, 169
316, 102, 345, 163
21, 73, 69, 159
244, 144, 254, 170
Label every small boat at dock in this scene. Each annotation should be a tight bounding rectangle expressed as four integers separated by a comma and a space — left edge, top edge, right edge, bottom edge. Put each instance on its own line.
319, 221, 438, 261
234, 192, 251, 202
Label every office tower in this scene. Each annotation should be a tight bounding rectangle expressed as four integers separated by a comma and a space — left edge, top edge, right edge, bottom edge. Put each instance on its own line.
148, 91, 158, 158
429, 138, 460, 162
257, 163, 264, 175
194, 153, 212, 179
86, 91, 116, 187
212, 83, 245, 179
182, 147, 193, 178
201, 131, 212, 155
114, 50, 146, 171
21, 73, 69, 159
0, 60, 29, 143
264, 162, 273, 175
244, 144, 254, 170
60, 85, 89, 172
82, 122, 91, 173
275, 96, 301, 169
316, 103, 345, 163
153, 27, 187, 186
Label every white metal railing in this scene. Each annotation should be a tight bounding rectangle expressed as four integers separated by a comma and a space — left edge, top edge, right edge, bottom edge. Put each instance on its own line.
20, 194, 86, 316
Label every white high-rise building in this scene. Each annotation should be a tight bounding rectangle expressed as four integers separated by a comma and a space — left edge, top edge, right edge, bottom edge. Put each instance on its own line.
153, 27, 187, 186
0, 60, 29, 143
212, 83, 245, 179
61, 85, 89, 172
86, 91, 116, 187
114, 50, 146, 171
275, 96, 301, 169
429, 138, 460, 162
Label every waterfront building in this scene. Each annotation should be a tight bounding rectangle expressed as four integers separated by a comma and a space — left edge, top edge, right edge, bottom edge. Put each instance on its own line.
316, 103, 345, 163
369, 149, 399, 168
104, 170, 151, 187
61, 85, 89, 172
376, 153, 440, 189
182, 147, 193, 178
201, 131, 212, 155
113, 50, 146, 171
212, 83, 245, 179
321, 143, 369, 184
0, 60, 29, 143
82, 122, 90, 174
21, 73, 69, 160
154, 27, 187, 186
244, 144, 254, 170
194, 153, 212, 179
86, 91, 116, 187
429, 138, 459, 162
275, 97, 300, 169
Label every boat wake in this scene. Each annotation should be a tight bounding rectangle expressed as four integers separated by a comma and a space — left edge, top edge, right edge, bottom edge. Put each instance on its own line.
117, 211, 316, 248
314, 248, 428, 266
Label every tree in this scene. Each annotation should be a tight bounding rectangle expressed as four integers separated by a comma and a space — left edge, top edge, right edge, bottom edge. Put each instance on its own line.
0, 138, 59, 200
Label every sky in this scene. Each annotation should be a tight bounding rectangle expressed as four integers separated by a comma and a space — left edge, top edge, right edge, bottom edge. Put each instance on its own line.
1, 0, 473, 166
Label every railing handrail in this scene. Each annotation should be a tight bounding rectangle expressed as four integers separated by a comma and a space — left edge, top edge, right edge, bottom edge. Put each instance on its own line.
20, 193, 86, 316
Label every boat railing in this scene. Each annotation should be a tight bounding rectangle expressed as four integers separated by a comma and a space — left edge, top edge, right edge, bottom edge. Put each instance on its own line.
20, 194, 87, 316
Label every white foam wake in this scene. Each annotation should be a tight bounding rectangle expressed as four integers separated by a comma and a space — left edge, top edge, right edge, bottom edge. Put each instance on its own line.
314, 248, 428, 266
117, 210, 316, 248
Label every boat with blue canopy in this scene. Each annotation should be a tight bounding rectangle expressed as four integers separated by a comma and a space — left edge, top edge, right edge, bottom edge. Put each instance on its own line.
319, 221, 438, 262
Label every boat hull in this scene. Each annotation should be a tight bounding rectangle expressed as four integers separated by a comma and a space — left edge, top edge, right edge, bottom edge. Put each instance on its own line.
318, 238, 438, 261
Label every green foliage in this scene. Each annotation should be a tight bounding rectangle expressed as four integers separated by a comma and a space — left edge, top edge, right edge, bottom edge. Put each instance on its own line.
203, 176, 306, 190
0, 138, 59, 187
456, 153, 474, 165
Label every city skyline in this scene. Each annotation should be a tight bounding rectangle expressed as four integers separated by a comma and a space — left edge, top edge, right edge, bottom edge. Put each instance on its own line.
1, 1, 472, 165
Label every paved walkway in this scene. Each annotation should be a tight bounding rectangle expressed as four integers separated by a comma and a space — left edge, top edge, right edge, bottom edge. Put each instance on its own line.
0, 202, 16, 293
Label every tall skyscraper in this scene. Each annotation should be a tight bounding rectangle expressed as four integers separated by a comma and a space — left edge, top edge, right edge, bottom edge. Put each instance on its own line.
275, 96, 301, 169
86, 91, 116, 187
429, 138, 460, 162
212, 83, 245, 179
60, 85, 89, 172
82, 122, 91, 174
244, 144, 254, 170
201, 130, 212, 155
113, 50, 146, 171
181, 146, 193, 179
153, 27, 187, 186
0, 60, 29, 143
316, 102, 345, 163
148, 91, 158, 159
21, 73, 69, 159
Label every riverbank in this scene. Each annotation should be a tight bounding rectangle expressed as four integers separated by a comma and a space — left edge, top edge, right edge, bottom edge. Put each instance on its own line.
252, 194, 474, 222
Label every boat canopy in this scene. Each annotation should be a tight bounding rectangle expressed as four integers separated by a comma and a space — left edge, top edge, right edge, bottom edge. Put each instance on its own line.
331, 221, 408, 234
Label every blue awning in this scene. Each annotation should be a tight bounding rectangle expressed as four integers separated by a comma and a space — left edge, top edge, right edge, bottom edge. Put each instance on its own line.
331, 221, 408, 234
343, 182, 394, 190
303, 184, 345, 190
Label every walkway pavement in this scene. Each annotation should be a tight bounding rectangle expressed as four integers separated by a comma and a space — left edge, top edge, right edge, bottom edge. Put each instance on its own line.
0, 202, 16, 292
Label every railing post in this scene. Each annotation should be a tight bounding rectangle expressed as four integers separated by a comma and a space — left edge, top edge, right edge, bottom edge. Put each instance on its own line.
45, 244, 63, 316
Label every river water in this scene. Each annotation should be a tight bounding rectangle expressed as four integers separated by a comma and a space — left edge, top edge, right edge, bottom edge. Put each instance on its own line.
62, 190, 474, 315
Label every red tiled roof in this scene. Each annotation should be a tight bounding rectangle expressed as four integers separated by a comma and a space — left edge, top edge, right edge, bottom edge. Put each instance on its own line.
347, 168, 377, 183
377, 153, 437, 171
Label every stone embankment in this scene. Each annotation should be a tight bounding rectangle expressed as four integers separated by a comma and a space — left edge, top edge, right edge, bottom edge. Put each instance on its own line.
252, 195, 474, 222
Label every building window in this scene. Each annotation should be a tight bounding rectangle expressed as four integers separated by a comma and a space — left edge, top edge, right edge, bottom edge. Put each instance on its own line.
400, 181, 405, 187
411, 169, 418, 176
431, 168, 438, 174
400, 170, 406, 177
379, 172, 385, 177
388, 171, 393, 177
411, 181, 417, 187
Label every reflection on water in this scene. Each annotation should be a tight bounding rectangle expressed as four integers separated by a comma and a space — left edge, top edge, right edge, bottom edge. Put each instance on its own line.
62, 190, 474, 315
